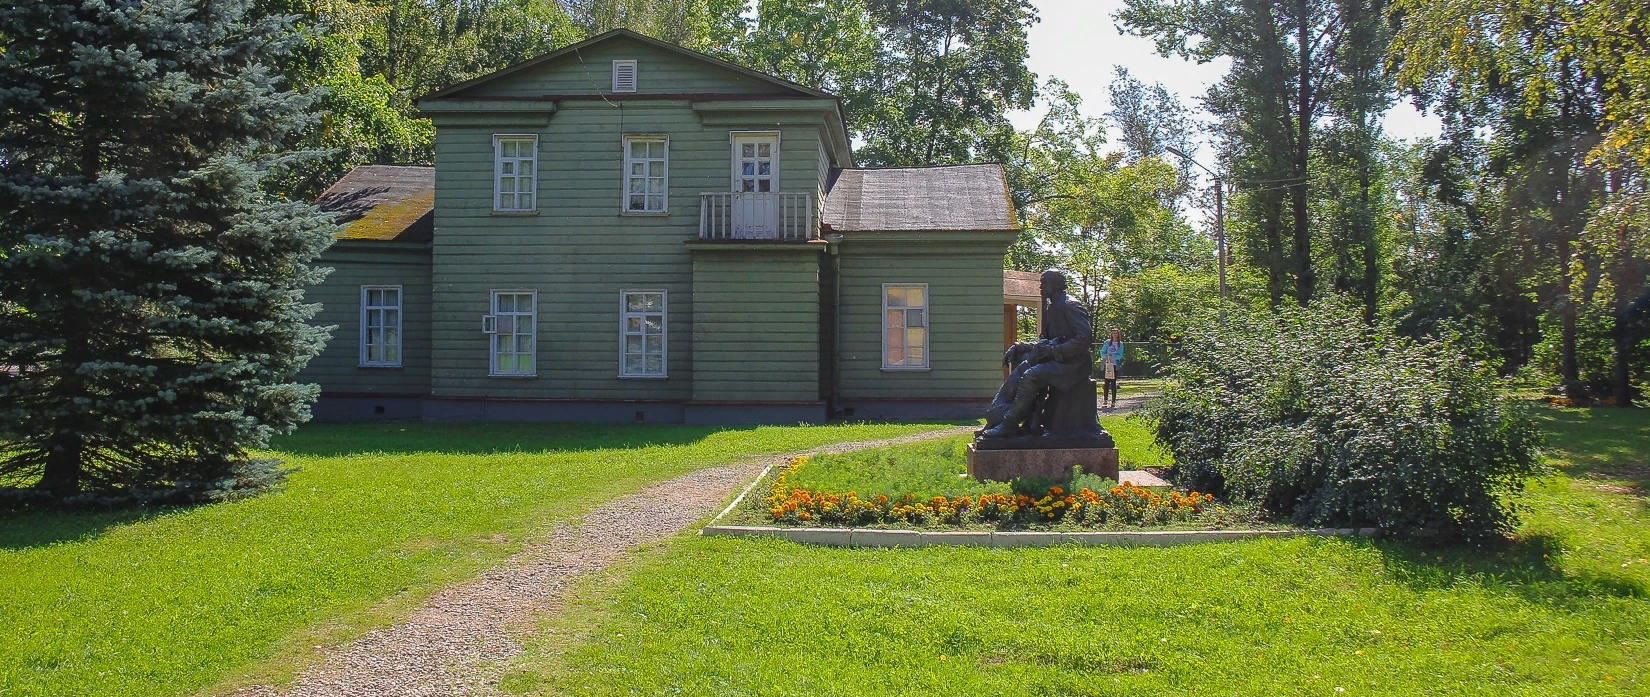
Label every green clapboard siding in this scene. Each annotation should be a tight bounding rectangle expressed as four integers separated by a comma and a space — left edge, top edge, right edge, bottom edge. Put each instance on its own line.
463, 37, 786, 98
836, 234, 1013, 400
690, 248, 821, 402
301, 242, 433, 395
426, 93, 826, 401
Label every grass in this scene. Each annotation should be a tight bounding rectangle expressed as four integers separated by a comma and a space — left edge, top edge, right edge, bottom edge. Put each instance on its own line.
0, 420, 954, 697
499, 403, 1650, 696
778, 416, 1170, 502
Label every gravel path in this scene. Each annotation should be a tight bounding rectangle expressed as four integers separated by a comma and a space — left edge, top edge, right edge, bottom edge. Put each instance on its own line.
232, 425, 975, 697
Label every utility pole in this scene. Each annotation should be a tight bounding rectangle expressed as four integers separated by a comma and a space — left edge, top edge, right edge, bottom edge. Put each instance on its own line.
1215, 176, 1226, 301
1165, 146, 1226, 302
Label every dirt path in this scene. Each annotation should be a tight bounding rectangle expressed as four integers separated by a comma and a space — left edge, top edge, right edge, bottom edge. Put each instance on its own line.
232, 425, 975, 697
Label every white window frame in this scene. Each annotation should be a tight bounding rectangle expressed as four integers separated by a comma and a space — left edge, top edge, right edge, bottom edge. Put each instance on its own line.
617, 290, 668, 378
485, 289, 537, 377
882, 283, 930, 370
612, 59, 638, 93
621, 135, 669, 214
730, 131, 780, 193
359, 285, 403, 368
493, 134, 538, 212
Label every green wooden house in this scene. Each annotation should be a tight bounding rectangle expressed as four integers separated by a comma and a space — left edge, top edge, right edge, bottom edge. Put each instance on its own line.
303, 29, 1022, 424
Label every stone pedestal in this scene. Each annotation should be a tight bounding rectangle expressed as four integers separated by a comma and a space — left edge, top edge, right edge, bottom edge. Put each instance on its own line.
966, 444, 1120, 482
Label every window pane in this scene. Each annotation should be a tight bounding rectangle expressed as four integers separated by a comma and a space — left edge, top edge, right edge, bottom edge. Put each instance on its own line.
886, 287, 907, 307
643, 293, 663, 311
385, 326, 399, 347
519, 355, 534, 373
516, 334, 533, 352
521, 192, 533, 209
644, 317, 662, 333
907, 286, 926, 307
742, 143, 755, 157
757, 143, 770, 157
385, 346, 399, 363
885, 327, 904, 348
627, 316, 643, 332
741, 180, 755, 192
496, 294, 514, 312
757, 180, 770, 192
646, 195, 663, 210
516, 315, 533, 335
906, 309, 924, 327
384, 308, 399, 326
645, 334, 662, 353
887, 346, 905, 365
645, 355, 662, 374
908, 346, 925, 364
497, 353, 515, 373
885, 309, 903, 328
758, 162, 770, 175
520, 161, 533, 176
907, 326, 925, 348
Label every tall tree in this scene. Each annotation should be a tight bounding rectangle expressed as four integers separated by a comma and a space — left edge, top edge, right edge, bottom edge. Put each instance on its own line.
1120, 0, 1352, 307
0, 0, 335, 499
1105, 66, 1198, 210
741, 0, 881, 126
856, 0, 1039, 166
558, 0, 747, 56
1392, 0, 1643, 399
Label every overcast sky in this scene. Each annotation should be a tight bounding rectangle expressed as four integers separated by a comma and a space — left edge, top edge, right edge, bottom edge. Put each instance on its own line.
1008, 0, 1442, 163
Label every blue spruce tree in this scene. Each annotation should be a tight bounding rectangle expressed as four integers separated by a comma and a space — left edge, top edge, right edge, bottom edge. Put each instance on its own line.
0, 0, 335, 502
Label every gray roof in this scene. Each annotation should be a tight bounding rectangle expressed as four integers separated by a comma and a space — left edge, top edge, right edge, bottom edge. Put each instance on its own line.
822, 164, 1018, 232
315, 165, 434, 242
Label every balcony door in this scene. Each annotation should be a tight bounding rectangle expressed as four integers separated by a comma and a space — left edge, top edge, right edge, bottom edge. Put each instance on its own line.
730, 132, 779, 239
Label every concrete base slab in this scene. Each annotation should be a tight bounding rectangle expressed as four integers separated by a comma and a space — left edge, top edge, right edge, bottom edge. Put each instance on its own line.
966, 444, 1119, 482
1117, 469, 1170, 487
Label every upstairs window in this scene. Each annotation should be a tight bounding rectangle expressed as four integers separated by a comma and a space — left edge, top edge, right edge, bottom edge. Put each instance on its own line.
612, 60, 637, 92
494, 135, 537, 212
360, 285, 402, 367
883, 284, 929, 369
619, 290, 667, 378
623, 135, 668, 213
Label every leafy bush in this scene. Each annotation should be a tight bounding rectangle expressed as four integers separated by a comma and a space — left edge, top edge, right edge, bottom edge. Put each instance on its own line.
1145, 299, 1544, 541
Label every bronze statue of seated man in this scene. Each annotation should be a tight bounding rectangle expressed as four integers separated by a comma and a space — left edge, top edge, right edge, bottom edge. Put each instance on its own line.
979, 270, 1107, 443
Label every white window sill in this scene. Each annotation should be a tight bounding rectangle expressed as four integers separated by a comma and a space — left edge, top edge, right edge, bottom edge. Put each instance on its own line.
881, 366, 932, 372
357, 364, 404, 369
491, 210, 539, 216
620, 210, 669, 217
618, 374, 669, 379
488, 374, 538, 379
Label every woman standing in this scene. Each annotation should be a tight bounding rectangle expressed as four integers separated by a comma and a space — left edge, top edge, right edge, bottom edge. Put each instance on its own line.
1099, 329, 1125, 409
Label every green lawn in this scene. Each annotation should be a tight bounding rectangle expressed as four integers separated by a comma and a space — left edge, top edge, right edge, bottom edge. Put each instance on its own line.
781, 416, 1170, 501
0, 421, 952, 697
501, 404, 1650, 696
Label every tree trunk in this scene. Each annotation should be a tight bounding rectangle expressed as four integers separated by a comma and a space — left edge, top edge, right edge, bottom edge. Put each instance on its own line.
39, 436, 83, 498
1292, 0, 1314, 306
1610, 171, 1639, 407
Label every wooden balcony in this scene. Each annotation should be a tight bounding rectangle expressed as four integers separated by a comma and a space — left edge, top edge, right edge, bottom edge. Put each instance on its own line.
698, 192, 816, 241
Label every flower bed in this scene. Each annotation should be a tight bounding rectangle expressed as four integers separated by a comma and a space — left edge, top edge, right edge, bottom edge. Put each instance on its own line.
756, 456, 1242, 530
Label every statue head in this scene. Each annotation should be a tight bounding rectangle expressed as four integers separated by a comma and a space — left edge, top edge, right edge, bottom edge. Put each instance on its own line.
1040, 270, 1067, 300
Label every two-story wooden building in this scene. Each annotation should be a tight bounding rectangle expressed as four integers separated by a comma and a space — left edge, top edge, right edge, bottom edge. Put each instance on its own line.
302, 29, 1020, 424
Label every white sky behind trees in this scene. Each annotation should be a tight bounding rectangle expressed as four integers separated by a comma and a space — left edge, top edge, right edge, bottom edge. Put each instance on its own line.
1008, 0, 1444, 164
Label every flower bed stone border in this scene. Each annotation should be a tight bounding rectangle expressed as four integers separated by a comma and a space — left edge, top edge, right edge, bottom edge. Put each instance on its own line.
701, 525, 1379, 547
702, 460, 1377, 547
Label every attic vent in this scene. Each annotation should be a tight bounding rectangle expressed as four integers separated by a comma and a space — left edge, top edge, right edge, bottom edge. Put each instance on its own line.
612, 60, 637, 93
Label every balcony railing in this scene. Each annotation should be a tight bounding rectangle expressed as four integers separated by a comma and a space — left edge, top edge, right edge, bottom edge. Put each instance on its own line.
698, 192, 816, 241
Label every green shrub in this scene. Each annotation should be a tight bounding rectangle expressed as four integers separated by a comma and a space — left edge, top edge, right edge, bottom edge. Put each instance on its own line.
1145, 299, 1544, 541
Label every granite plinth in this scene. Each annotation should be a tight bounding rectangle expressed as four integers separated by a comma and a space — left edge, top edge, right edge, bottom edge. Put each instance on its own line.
966, 444, 1120, 482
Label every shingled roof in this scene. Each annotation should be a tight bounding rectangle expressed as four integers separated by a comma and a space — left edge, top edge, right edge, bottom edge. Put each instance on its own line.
315, 165, 434, 243
822, 164, 1018, 232
1004, 270, 1042, 302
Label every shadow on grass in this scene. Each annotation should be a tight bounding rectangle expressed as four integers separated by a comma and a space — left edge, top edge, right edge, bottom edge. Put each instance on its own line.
1531, 404, 1650, 478
1371, 533, 1648, 604
0, 506, 162, 551
268, 421, 758, 457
